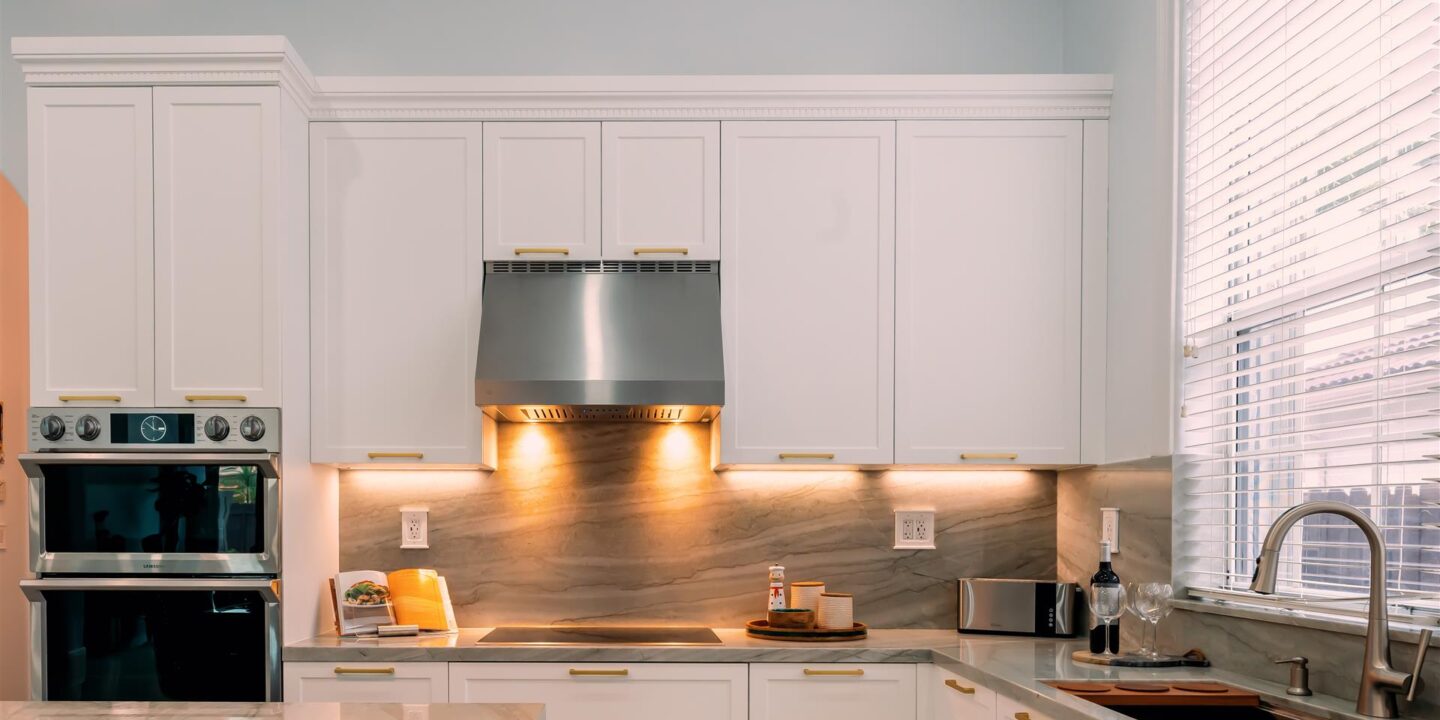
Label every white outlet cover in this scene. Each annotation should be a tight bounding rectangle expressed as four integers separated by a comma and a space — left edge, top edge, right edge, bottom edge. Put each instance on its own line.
894, 510, 936, 550
400, 507, 429, 550
1101, 507, 1120, 554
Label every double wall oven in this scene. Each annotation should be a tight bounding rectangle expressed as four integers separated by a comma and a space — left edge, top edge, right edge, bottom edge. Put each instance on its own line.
20, 407, 282, 702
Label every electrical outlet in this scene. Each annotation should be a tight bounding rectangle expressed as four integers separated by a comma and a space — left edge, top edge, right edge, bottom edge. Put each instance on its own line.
400, 507, 428, 549
894, 510, 936, 550
1101, 507, 1120, 553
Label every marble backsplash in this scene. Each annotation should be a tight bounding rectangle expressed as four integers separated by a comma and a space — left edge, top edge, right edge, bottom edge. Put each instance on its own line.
339, 422, 1057, 628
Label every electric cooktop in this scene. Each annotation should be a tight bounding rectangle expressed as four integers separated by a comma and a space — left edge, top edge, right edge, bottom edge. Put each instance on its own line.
478, 626, 723, 645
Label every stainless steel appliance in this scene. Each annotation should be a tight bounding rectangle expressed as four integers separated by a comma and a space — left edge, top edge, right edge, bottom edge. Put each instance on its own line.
21, 407, 282, 702
477, 626, 723, 645
474, 261, 723, 422
957, 578, 1079, 637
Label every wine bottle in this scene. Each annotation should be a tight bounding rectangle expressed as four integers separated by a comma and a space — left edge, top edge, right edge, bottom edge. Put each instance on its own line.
1089, 541, 1121, 654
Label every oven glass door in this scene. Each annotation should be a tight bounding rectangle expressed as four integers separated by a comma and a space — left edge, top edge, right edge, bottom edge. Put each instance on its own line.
23, 453, 279, 575
24, 579, 280, 701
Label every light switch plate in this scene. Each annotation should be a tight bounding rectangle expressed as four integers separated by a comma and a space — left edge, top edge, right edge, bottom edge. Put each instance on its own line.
894, 510, 936, 550
400, 507, 428, 549
1101, 507, 1120, 553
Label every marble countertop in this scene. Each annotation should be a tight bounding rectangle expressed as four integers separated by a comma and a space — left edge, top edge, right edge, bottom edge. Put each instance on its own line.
287, 629, 1388, 720
0, 702, 542, 720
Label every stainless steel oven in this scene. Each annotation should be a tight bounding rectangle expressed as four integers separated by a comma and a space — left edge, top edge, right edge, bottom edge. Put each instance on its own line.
21, 577, 281, 701
22, 407, 280, 576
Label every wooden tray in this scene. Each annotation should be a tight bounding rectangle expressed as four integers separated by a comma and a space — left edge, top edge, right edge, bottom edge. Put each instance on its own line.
745, 620, 868, 642
1043, 680, 1259, 708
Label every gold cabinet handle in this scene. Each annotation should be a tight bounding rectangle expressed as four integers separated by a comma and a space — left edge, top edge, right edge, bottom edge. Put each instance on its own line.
960, 453, 1019, 461
803, 668, 864, 676
185, 394, 247, 402
1014, 714, 1031, 720
633, 247, 689, 255
779, 452, 835, 460
368, 452, 425, 459
333, 667, 395, 675
58, 395, 121, 402
569, 668, 629, 677
945, 679, 976, 694
514, 247, 570, 255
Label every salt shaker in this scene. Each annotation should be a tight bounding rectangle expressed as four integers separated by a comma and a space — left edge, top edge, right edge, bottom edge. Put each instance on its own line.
767, 564, 786, 611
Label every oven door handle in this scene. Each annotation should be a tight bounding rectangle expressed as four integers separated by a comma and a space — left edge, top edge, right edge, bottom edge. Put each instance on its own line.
19, 452, 280, 478
21, 577, 280, 603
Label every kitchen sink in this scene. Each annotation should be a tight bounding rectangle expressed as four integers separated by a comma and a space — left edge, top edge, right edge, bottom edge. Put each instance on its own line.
1044, 681, 1328, 720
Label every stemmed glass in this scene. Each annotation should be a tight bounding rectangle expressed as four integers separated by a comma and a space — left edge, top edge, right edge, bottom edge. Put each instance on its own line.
1088, 583, 1127, 656
1127, 582, 1174, 659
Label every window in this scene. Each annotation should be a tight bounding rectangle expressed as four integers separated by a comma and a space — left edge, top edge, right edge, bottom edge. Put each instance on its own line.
1179, 0, 1440, 617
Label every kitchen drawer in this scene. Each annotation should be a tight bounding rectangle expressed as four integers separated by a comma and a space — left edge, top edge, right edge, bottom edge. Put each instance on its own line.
450, 662, 746, 720
997, 693, 1056, 720
283, 661, 448, 703
750, 663, 917, 720
925, 664, 997, 719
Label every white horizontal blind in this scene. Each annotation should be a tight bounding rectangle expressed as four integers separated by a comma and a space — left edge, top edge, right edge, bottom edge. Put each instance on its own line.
1180, 0, 1440, 607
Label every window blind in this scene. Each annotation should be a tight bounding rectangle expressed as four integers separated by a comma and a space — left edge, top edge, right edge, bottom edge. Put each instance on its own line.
1179, 0, 1440, 611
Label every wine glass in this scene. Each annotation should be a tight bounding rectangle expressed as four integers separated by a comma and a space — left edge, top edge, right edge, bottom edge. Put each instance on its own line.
1127, 583, 1174, 659
1088, 583, 1127, 656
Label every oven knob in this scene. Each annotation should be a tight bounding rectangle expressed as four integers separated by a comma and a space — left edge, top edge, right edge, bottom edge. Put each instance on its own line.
76, 414, 102, 441
204, 415, 230, 442
40, 415, 66, 441
239, 415, 265, 442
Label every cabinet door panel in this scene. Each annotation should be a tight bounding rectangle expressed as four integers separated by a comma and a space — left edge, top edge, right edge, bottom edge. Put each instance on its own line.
719, 121, 895, 466
283, 662, 448, 703
28, 87, 154, 406
450, 663, 746, 720
154, 87, 280, 407
896, 120, 1083, 465
602, 122, 719, 260
997, 693, 1057, 720
925, 664, 997, 720
311, 123, 486, 465
749, 663, 916, 720
484, 122, 601, 260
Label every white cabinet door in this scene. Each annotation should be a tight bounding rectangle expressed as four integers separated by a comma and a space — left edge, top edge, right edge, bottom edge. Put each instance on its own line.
484, 122, 601, 260
27, 87, 154, 407
719, 121, 895, 466
895, 120, 1083, 466
153, 86, 281, 407
450, 663, 746, 720
602, 122, 720, 260
311, 123, 488, 465
750, 664, 916, 720
283, 662, 448, 703
997, 693, 1056, 720
922, 664, 998, 720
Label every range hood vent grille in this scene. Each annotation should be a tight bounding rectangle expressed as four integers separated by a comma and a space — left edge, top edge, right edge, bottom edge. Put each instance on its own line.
487, 260, 718, 274
489, 404, 717, 423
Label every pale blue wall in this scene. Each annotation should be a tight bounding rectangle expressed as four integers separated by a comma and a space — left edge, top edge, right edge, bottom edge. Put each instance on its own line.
0, 0, 1069, 190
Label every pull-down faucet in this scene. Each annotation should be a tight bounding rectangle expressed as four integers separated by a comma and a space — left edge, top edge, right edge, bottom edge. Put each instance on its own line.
1250, 500, 1431, 718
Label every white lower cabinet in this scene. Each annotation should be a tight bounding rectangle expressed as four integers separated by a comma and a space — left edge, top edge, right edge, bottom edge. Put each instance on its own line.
283, 662, 448, 703
921, 664, 998, 720
749, 663, 917, 720
449, 662, 747, 720
996, 693, 1055, 720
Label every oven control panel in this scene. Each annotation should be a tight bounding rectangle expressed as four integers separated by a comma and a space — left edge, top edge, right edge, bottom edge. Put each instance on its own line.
28, 407, 281, 453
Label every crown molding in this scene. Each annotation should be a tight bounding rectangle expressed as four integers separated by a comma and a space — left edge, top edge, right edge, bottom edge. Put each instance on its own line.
12, 37, 1111, 121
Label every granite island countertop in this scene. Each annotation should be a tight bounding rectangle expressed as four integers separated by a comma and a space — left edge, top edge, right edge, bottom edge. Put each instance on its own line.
0, 702, 543, 719
288, 629, 1399, 720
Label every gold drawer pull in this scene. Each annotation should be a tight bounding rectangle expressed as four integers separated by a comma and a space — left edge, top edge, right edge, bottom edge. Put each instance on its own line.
185, 394, 247, 402
333, 667, 394, 675
1014, 714, 1031, 720
945, 679, 976, 694
514, 247, 570, 255
368, 452, 425, 459
803, 668, 864, 677
569, 668, 629, 677
779, 452, 835, 460
633, 247, 689, 255
58, 395, 121, 402
960, 453, 1019, 461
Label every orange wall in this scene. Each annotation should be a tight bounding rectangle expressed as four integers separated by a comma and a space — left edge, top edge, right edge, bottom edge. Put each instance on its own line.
0, 171, 30, 699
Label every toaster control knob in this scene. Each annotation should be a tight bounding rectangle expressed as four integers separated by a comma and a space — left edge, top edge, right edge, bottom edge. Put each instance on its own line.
40, 415, 67, 441
204, 416, 230, 442
76, 415, 102, 441
239, 415, 265, 442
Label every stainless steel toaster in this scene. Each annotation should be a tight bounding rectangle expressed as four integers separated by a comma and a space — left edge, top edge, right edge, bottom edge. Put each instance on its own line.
957, 578, 1080, 637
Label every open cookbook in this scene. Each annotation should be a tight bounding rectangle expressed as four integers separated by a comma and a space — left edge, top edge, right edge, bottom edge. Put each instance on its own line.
330, 568, 459, 636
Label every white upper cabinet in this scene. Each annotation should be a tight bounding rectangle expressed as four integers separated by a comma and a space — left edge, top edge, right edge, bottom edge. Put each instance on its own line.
602, 122, 720, 260
483, 122, 601, 261
153, 87, 281, 407
28, 87, 154, 406
311, 122, 489, 466
896, 121, 1084, 466
749, 664, 917, 720
719, 121, 896, 466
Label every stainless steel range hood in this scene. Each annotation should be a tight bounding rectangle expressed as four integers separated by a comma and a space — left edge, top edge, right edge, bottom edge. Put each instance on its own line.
474, 262, 723, 422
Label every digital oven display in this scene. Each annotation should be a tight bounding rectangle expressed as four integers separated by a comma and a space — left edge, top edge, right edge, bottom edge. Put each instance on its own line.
109, 413, 196, 444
